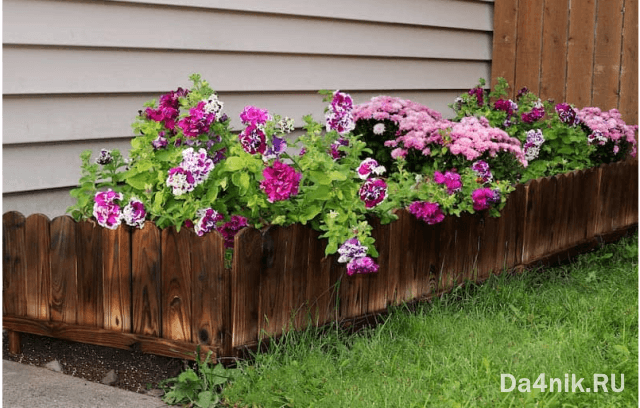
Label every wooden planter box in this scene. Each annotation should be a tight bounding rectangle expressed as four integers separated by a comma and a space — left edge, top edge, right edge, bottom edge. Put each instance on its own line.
3, 160, 638, 361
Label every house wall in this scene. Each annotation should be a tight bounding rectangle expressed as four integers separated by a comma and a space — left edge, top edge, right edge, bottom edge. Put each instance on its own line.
3, 0, 494, 217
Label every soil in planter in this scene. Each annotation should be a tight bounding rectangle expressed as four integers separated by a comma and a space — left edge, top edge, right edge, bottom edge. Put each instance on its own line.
2, 331, 188, 395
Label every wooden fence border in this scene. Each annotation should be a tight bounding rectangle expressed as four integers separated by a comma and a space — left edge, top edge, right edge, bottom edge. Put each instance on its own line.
3, 160, 638, 361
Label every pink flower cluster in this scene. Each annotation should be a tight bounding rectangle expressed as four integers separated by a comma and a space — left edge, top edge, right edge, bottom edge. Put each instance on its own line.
352, 95, 443, 124
260, 160, 302, 203
577, 107, 638, 157
447, 117, 527, 166
408, 201, 445, 225
326, 91, 355, 134
357, 158, 386, 180
177, 101, 216, 138
337, 238, 378, 275
166, 148, 214, 196
145, 87, 189, 131
434, 170, 462, 194
471, 188, 501, 211
359, 178, 387, 208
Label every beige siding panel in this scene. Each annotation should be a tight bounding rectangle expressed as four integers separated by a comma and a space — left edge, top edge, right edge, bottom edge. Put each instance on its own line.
4, 0, 491, 61
3, 140, 133, 193
4, 47, 490, 95
103, 0, 494, 31
3, 189, 77, 219
4, 91, 462, 144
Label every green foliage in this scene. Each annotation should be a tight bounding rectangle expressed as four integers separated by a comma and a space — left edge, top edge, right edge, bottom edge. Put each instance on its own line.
159, 349, 238, 407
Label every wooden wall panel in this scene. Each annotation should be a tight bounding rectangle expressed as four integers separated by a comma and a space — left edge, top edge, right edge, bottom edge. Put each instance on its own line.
491, 0, 518, 95
565, 0, 598, 108
591, 0, 625, 111
539, 0, 569, 102
619, 0, 639, 124
24, 214, 51, 321
514, 0, 544, 95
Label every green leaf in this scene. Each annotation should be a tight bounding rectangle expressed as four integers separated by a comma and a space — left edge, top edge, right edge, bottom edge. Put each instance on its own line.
225, 156, 245, 171
127, 172, 152, 190
306, 185, 332, 201
309, 171, 332, 185
301, 205, 322, 223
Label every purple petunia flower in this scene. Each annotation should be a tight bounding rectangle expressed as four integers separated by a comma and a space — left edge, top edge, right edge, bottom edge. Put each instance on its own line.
471, 188, 501, 211
240, 105, 270, 126
468, 87, 485, 107
326, 91, 356, 134
260, 160, 302, 203
95, 149, 113, 165
152, 134, 169, 150
93, 189, 123, 230
357, 158, 386, 180
263, 136, 288, 161
194, 208, 224, 237
408, 201, 445, 225
239, 123, 267, 155
122, 198, 146, 228
434, 170, 463, 194
555, 103, 580, 126
337, 238, 368, 264
471, 160, 493, 184
359, 178, 388, 208
329, 136, 350, 160
523, 129, 545, 161
177, 101, 216, 138
346, 256, 379, 276
166, 167, 196, 196
218, 215, 248, 248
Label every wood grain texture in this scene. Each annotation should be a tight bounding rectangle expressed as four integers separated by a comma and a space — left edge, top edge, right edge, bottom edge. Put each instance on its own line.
514, 0, 544, 95
102, 226, 131, 332
365, 217, 390, 314
619, 0, 638, 124
132, 222, 162, 337
591, 0, 624, 111
161, 226, 192, 342
303, 229, 332, 327
190, 230, 228, 351
566, 0, 597, 107
230, 227, 262, 351
25, 214, 51, 321
49, 216, 78, 324
75, 219, 103, 327
259, 225, 291, 338
539, 0, 569, 102
3, 212, 27, 317
491, 0, 519, 95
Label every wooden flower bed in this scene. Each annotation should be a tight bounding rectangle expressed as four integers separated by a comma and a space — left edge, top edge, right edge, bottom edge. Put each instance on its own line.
3, 159, 637, 361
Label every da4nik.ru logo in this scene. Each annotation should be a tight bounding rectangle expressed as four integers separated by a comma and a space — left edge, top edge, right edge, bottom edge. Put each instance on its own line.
501, 373, 624, 393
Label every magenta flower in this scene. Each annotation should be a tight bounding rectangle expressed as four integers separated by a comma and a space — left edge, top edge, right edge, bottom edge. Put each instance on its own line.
239, 123, 267, 155
472, 188, 501, 211
434, 170, 462, 194
145, 88, 188, 130
359, 178, 387, 208
167, 167, 196, 196
494, 98, 518, 116
93, 189, 123, 230
152, 134, 168, 150
329, 137, 350, 160
357, 158, 386, 179
122, 198, 146, 228
177, 101, 216, 138
468, 87, 485, 106
240, 105, 270, 126
408, 201, 445, 225
194, 208, 224, 237
263, 136, 288, 161
577, 107, 638, 157
218, 215, 248, 248
555, 103, 580, 126
337, 238, 368, 263
521, 102, 545, 124
260, 160, 302, 203
346, 256, 379, 276
471, 160, 493, 183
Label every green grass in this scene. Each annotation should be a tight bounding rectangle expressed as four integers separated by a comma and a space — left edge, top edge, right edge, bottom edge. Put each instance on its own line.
222, 234, 638, 408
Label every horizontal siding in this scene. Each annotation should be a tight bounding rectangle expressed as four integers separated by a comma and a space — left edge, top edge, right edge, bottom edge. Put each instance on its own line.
4, 0, 491, 60
4, 90, 463, 145
4, 47, 490, 95
3, 0, 494, 217
101, 0, 494, 31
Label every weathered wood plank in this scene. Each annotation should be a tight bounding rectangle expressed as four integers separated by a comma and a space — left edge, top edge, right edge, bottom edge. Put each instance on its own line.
102, 226, 131, 332
289, 224, 311, 330
231, 227, 262, 352
566, 0, 597, 107
437, 214, 458, 293
190, 230, 227, 351
491, 0, 519, 96
161, 226, 192, 342
365, 216, 390, 314
3, 315, 215, 361
514, 0, 544, 95
303, 230, 332, 326
132, 222, 162, 338
25, 214, 52, 321
619, 0, 638, 124
539, 0, 569, 102
75, 220, 103, 327
3, 212, 27, 317
49, 216, 78, 325
259, 225, 292, 338
591, 0, 625, 111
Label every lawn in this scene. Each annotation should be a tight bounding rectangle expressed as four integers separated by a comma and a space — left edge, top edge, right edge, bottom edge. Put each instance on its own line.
219, 233, 638, 407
